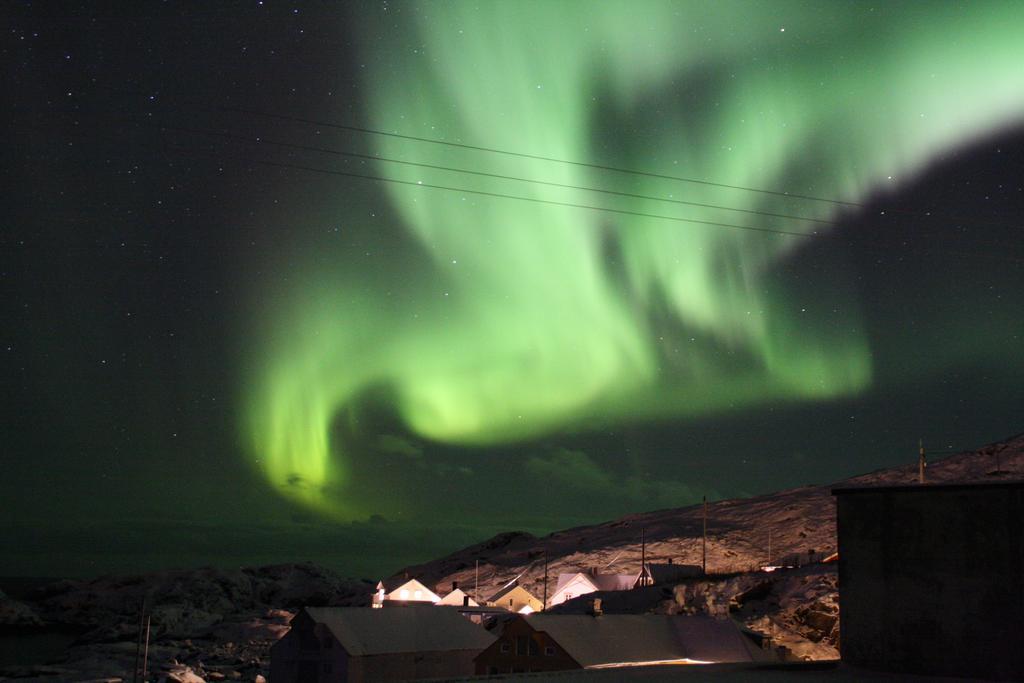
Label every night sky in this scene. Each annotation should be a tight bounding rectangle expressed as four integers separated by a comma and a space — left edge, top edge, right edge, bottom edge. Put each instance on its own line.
4, 2, 1023, 580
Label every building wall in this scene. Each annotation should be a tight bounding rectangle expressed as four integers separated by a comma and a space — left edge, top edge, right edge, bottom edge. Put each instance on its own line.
269, 619, 348, 683
549, 575, 597, 607
475, 617, 579, 675
835, 483, 1024, 681
348, 650, 479, 682
384, 578, 440, 603
490, 586, 543, 613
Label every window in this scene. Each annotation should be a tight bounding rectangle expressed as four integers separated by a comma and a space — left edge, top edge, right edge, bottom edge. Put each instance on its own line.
544, 645, 555, 656
400, 588, 410, 599
500, 641, 510, 653
488, 666, 499, 675
528, 638, 539, 656
414, 589, 422, 599
323, 662, 333, 673
323, 638, 333, 649
515, 636, 528, 655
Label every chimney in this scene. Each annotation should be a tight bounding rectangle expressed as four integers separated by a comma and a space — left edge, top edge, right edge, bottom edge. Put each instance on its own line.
590, 598, 603, 617
590, 566, 599, 576
452, 580, 459, 592
463, 595, 470, 607
668, 558, 673, 565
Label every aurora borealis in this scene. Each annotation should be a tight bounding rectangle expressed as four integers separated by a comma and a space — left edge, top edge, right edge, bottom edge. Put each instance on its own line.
4, 1, 1024, 578
243, 2, 1024, 519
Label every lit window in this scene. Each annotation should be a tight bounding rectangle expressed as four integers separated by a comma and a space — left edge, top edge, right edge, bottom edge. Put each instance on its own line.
400, 589, 410, 599
414, 590, 422, 599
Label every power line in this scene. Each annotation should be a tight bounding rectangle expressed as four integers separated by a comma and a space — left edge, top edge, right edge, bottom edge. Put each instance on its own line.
90, 86, 1024, 234
8, 124, 1023, 264
219, 105, 867, 209
129, 118, 837, 228
175, 141, 818, 238
93, 84, 860, 208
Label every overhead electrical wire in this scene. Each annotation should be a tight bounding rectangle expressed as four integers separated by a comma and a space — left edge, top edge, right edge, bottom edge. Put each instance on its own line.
93, 85, 859, 208
15, 119, 1021, 264
89, 86, 1022, 233
124, 118, 837, 228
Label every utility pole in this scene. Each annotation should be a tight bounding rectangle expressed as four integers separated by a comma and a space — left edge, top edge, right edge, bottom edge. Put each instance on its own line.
640, 527, 646, 586
141, 614, 151, 682
702, 495, 708, 576
132, 597, 145, 683
919, 438, 927, 484
768, 528, 772, 566
542, 551, 549, 611
475, 559, 480, 603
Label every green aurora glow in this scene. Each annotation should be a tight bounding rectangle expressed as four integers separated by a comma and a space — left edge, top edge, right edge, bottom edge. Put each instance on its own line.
242, 2, 1024, 518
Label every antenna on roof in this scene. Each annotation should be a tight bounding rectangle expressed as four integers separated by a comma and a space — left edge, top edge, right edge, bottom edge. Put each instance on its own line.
542, 550, 549, 612
640, 527, 646, 586
919, 438, 927, 484
702, 495, 708, 576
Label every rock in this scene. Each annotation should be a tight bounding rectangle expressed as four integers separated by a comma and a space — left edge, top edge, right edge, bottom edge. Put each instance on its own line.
164, 670, 205, 683
803, 608, 837, 634
0, 590, 45, 627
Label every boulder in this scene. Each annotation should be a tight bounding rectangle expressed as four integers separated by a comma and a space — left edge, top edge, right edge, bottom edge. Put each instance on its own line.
0, 591, 44, 627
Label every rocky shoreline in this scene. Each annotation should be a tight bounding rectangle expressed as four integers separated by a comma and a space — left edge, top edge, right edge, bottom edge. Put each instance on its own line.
0, 563, 370, 682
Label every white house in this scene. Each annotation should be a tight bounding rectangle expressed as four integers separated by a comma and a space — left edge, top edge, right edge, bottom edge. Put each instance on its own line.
372, 577, 441, 607
548, 570, 634, 607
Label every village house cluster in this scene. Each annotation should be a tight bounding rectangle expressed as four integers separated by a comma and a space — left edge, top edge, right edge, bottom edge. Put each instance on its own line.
270, 561, 770, 682
271, 479, 1024, 682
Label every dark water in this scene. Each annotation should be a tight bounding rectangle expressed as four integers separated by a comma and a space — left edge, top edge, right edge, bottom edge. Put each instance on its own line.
0, 577, 80, 666
0, 576, 66, 600
0, 630, 80, 666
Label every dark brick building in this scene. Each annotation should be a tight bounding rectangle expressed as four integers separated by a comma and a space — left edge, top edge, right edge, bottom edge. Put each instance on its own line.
833, 480, 1024, 681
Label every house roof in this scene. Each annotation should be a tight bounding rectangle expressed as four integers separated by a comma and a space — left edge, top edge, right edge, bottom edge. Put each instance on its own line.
554, 571, 634, 596
438, 588, 478, 606
377, 576, 418, 593
554, 573, 598, 595
380, 577, 439, 601
521, 614, 762, 667
488, 582, 540, 605
591, 573, 635, 592
640, 563, 703, 584
303, 606, 495, 656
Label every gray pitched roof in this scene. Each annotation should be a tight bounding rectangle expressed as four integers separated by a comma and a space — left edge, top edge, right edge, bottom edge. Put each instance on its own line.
590, 573, 635, 592
642, 563, 703, 584
522, 614, 762, 667
304, 606, 495, 656
555, 571, 634, 594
